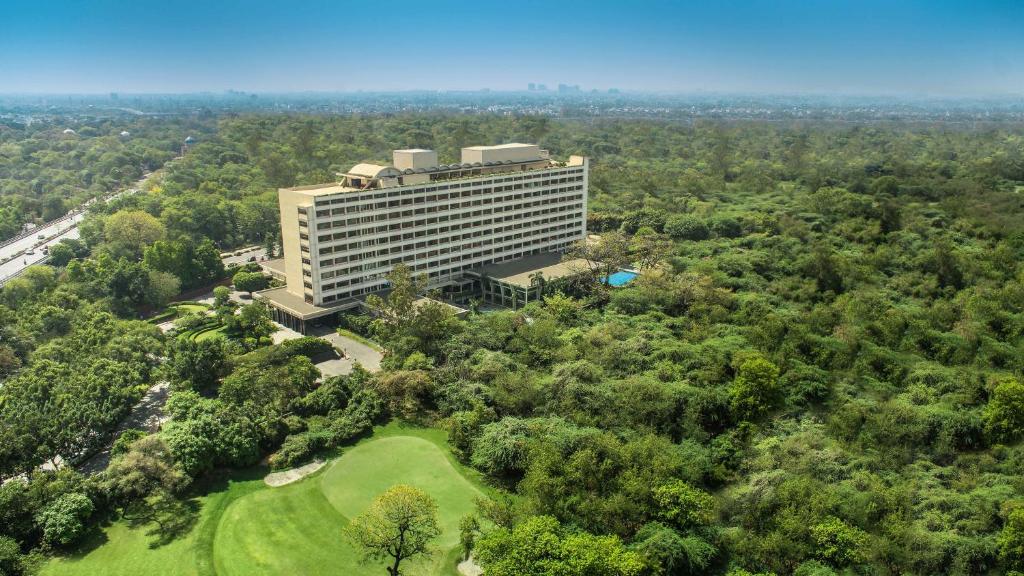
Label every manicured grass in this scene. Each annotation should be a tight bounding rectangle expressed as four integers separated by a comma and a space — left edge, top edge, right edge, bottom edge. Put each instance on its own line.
192, 325, 227, 341
43, 423, 489, 576
149, 303, 211, 325
175, 304, 209, 315
336, 328, 384, 352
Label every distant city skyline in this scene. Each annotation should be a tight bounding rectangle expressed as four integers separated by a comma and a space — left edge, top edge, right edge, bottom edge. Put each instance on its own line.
1, 0, 1022, 96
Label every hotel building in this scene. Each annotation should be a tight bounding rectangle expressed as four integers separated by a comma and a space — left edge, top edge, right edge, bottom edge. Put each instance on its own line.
259, 143, 588, 331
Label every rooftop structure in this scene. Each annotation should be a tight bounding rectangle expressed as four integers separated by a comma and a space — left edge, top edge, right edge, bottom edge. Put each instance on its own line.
259, 143, 588, 332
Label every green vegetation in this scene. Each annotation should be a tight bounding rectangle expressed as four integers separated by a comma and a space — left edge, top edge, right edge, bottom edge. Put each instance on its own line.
4, 113, 1024, 575
0, 117, 209, 241
42, 425, 486, 576
336, 327, 384, 352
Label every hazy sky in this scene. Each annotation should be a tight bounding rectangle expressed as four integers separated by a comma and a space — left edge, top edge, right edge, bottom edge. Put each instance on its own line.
1, 0, 1021, 95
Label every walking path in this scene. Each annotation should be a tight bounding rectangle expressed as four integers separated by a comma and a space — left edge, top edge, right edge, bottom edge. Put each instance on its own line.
77, 381, 170, 474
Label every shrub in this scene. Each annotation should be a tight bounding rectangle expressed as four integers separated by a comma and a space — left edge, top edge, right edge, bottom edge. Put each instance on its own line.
35, 492, 94, 547
111, 429, 147, 458
269, 432, 328, 470
665, 214, 710, 241
281, 336, 334, 358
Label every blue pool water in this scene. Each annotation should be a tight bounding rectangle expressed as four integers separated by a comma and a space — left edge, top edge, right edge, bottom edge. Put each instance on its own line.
605, 270, 639, 287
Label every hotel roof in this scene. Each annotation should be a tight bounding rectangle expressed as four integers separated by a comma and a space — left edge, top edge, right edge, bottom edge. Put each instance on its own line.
470, 251, 595, 288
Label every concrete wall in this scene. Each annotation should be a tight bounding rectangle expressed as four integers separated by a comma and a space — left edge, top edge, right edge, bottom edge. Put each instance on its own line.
393, 149, 438, 171
278, 188, 311, 301
461, 143, 541, 165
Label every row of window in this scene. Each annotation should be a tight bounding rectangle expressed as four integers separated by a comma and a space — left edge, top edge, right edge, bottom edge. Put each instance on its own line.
318, 238, 578, 304
319, 219, 583, 281
313, 177, 584, 218
315, 210, 584, 270
313, 200, 584, 258
313, 167, 585, 207
313, 184, 583, 232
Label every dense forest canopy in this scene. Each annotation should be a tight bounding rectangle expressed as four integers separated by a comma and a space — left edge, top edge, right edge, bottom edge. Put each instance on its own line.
0, 117, 211, 241
2, 113, 1024, 575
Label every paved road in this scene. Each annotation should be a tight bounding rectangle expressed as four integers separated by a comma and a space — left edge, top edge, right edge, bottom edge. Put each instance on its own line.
0, 172, 154, 284
0, 223, 82, 281
221, 245, 268, 267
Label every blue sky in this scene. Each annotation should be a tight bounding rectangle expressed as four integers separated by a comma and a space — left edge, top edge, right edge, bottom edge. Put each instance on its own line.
0, 0, 1021, 95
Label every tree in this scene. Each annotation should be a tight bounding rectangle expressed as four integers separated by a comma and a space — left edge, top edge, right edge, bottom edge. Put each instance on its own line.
346, 484, 441, 576
104, 210, 166, 260
631, 227, 673, 270
632, 522, 716, 576
470, 417, 531, 478
0, 535, 28, 576
568, 231, 632, 287
664, 214, 710, 241
366, 264, 427, 344
529, 271, 546, 301
933, 239, 964, 290
232, 270, 269, 295
224, 301, 275, 344
144, 238, 225, 290
163, 338, 229, 391
459, 514, 480, 561
47, 242, 76, 267
475, 515, 644, 576
729, 357, 781, 422
146, 269, 181, 308
810, 516, 868, 568
213, 285, 231, 307
35, 492, 94, 547
652, 480, 715, 531
986, 378, 1024, 442
999, 507, 1024, 570
807, 244, 844, 294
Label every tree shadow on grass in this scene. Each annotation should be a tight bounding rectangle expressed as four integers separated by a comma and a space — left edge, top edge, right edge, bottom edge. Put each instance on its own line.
59, 519, 112, 558
122, 495, 202, 549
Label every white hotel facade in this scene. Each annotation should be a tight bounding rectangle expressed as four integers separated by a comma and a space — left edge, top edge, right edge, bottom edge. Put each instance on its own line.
260, 143, 588, 330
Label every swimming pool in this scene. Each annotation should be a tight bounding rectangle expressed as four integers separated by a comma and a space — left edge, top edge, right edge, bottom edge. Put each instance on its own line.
605, 270, 639, 287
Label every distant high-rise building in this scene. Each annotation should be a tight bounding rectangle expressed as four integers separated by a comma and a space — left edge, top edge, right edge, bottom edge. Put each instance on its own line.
537, 84, 548, 91
528, 83, 536, 91
110, 92, 119, 100
558, 84, 581, 94
608, 88, 620, 94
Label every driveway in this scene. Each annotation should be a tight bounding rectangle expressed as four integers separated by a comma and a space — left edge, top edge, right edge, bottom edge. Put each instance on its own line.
269, 322, 382, 376
319, 330, 383, 372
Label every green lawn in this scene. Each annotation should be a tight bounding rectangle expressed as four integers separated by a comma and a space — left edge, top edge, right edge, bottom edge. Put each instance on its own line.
43, 423, 488, 576
193, 325, 227, 341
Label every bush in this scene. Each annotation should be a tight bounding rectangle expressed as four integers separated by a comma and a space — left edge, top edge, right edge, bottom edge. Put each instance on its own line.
35, 492, 94, 547
0, 536, 28, 576
281, 336, 334, 359
710, 215, 743, 238
269, 432, 329, 470
232, 271, 270, 294
665, 214, 710, 241
111, 429, 147, 458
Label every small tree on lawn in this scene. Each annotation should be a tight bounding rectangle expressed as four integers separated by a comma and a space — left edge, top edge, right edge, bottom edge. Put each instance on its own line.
346, 484, 440, 576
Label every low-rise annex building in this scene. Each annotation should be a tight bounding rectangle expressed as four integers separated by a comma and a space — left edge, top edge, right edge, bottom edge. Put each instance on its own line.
258, 143, 588, 332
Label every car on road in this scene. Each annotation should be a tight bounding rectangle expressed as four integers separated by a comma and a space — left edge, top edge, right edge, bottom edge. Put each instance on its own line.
37, 233, 45, 239
26, 250, 34, 255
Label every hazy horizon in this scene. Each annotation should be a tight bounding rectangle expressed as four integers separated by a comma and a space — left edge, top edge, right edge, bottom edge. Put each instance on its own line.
1, 0, 1022, 96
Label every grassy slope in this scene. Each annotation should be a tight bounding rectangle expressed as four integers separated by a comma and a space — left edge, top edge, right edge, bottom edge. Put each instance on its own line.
43, 423, 488, 576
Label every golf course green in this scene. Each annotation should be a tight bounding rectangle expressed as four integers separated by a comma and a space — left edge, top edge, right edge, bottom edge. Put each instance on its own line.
43, 424, 488, 576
